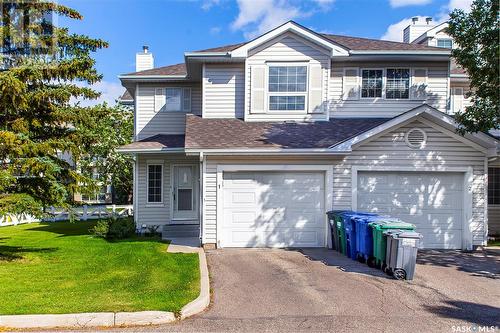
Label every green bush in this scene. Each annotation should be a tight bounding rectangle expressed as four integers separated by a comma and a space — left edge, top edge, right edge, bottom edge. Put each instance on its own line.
107, 218, 136, 239
90, 220, 109, 238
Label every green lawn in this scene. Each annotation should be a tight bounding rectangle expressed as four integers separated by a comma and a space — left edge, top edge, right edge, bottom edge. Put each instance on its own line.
0, 221, 199, 315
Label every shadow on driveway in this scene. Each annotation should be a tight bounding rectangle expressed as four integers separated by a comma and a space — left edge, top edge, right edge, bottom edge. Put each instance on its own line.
417, 249, 500, 279
424, 300, 500, 327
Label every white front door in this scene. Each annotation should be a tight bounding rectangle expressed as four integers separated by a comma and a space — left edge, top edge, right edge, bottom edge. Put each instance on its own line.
357, 171, 464, 249
220, 171, 326, 248
172, 165, 198, 221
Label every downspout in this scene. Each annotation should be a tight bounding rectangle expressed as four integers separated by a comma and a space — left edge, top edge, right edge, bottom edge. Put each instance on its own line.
199, 152, 204, 245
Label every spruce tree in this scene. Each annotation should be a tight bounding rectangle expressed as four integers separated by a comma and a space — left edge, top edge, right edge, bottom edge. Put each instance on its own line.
0, 1, 110, 215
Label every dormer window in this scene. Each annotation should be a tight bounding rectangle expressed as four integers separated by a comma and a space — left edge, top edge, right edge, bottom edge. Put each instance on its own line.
436, 39, 453, 49
268, 65, 307, 111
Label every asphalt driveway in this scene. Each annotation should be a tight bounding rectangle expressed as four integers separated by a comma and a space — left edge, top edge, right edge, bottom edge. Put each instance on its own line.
47, 248, 500, 333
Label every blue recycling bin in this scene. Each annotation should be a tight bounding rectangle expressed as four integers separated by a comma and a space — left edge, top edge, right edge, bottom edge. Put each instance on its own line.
353, 216, 375, 264
339, 212, 378, 261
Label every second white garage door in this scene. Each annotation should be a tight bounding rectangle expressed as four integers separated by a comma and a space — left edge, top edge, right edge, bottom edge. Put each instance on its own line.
357, 171, 464, 249
220, 171, 326, 248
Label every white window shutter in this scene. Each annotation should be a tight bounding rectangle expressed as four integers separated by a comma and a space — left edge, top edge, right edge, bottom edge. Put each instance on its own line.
411, 68, 427, 100
308, 64, 323, 113
342, 68, 359, 100
182, 88, 191, 112
154, 88, 166, 112
251, 65, 266, 113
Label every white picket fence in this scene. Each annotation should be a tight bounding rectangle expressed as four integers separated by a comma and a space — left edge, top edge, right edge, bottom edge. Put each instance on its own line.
0, 205, 134, 227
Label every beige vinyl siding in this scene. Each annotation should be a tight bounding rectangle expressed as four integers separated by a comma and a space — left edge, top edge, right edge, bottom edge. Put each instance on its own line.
332, 118, 487, 245
136, 154, 199, 226
203, 64, 245, 119
135, 83, 201, 140
328, 61, 449, 118
245, 32, 330, 121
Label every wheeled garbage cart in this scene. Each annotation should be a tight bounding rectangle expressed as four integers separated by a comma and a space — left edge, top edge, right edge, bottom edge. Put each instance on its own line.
369, 219, 415, 269
384, 231, 422, 280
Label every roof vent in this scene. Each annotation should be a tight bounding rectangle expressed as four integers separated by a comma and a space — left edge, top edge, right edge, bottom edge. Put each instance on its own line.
425, 17, 433, 24
405, 128, 427, 149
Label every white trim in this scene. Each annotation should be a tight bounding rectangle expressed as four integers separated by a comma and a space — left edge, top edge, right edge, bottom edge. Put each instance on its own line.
351, 165, 473, 250
484, 157, 489, 244
133, 155, 138, 225
215, 164, 334, 248
349, 50, 451, 55
230, 21, 349, 58
146, 161, 164, 205
117, 148, 185, 154
201, 64, 206, 118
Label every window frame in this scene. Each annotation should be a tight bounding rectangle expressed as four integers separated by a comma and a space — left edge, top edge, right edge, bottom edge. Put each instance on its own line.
385, 67, 411, 100
165, 87, 191, 112
146, 161, 164, 205
360, 68, 385, 99
436, 38, 453, 49
488, 167, 500, 205
266, 63, 309, 113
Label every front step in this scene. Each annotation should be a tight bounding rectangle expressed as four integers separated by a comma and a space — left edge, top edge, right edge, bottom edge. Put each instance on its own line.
162, 224, 199, 239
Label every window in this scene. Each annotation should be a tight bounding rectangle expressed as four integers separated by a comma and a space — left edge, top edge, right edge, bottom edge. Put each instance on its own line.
165, 87, 191, 112
269, 96, 305, 111
386, 68, 410, 99
488, 168, 500, 205
436, 39, 453, 49
268, 65, 307, 111
147, 164, 163, 203
361, 70, 383, 98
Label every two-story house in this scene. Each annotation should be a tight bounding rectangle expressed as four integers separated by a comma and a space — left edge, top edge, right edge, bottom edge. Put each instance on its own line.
118, 21, 499, 250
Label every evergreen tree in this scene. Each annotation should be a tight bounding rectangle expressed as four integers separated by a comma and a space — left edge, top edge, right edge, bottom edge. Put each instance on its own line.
448, 0, 499, 133
0, 1, 111, 215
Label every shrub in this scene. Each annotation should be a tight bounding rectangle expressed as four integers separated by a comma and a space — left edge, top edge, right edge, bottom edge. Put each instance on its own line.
90, 220, 109, 238
107, 218, 136, 239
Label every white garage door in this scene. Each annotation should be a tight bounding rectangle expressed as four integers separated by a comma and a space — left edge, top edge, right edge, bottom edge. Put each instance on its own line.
220, 171, 326, 248
357, 171, 464, 249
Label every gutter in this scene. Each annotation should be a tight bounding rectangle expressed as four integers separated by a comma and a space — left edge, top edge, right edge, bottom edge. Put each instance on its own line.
116, 147, 185, 154
349, 50, 451, 56
118, 75, 188, 81
184, 148, 351, 156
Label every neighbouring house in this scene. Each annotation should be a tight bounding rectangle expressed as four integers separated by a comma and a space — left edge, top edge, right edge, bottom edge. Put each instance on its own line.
405, 17, 500, 235
118, 21, 499, 249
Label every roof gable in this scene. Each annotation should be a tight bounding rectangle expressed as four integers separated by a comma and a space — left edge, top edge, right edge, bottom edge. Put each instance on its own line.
231, 21, 349, 58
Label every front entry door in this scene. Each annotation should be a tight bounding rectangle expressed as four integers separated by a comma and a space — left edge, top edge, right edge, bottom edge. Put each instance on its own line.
172, 165, 198, 221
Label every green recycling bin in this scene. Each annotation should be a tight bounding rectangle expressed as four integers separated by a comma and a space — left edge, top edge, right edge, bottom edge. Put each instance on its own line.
369, 218, 415, 268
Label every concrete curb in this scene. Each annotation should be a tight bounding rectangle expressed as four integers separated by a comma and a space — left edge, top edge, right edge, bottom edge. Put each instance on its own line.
180, 250, 210, 319
0, 247, 210, 329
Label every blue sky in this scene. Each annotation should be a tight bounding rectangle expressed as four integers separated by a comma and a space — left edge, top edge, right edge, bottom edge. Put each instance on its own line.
59, 0, 472, 104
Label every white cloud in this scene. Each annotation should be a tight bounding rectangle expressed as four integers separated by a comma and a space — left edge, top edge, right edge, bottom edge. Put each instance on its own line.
380, 16, 425, 41
210, 26, 222, 35
75, 80, 124, 107
389, 0, 432, 8
231, 0, 334, 39
202, 0, 221, 11
447, 0, 472, 11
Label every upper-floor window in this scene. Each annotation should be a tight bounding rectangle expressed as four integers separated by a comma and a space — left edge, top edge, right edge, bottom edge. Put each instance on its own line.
436, 39, 453, 49
165, 87, 191, 112
361, 69, 383, 98
268, 65, 307, 111
386, 68, 410, 99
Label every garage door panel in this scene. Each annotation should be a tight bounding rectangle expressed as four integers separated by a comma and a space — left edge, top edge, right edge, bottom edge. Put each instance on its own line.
221, 171, 325, 248
358, 171, 463, 249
